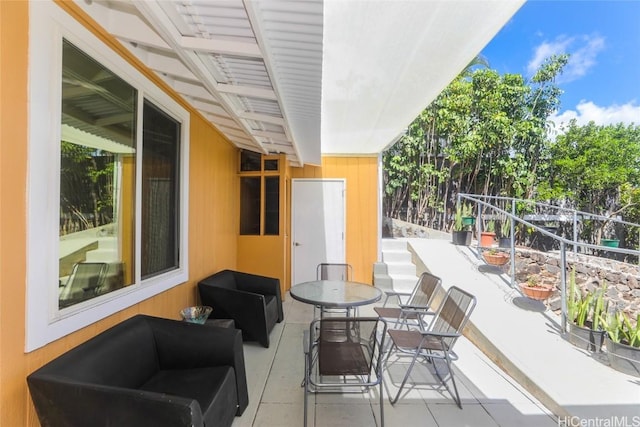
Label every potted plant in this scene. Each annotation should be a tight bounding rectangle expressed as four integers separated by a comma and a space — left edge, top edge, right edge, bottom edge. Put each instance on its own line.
601, 311, 640, 377
518, 275, 554, 301
600, 238, 620, 248
566, 271, 608, 352
482, 248, 509, 266
479, 220, 496, 247
452, 203, 473, 246
498, 217, 512, 248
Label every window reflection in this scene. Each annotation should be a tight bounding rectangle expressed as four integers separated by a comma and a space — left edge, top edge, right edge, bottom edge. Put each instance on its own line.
58, 40, 136, 308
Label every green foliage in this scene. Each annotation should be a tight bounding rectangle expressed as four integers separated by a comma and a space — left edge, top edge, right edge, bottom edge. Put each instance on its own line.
453, 203, 473, 231
567, 270, 608, 330
60, 141, 115, 233
383, 54, 570, 229
601, 311, 640, 348
500, 217, 511, 237
543, 122, 640, 212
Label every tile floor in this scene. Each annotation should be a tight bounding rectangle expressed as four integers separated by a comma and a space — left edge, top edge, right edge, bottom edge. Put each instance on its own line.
232, 294, 558, 427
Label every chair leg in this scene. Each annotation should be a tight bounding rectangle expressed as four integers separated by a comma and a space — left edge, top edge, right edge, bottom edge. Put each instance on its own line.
303, 383, 308, 427
386, 348, 422, 405
430, 350, 462, 408
379, 382, 385, 427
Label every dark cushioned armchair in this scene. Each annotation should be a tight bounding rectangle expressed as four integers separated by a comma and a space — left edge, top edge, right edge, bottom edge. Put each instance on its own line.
198, 269, 284, 348
27, 315, 248, 427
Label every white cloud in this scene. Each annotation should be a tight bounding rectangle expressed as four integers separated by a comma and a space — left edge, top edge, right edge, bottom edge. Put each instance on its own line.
527, 34, 605, 83
549, 100, 640, 130
527, 36, 573, 75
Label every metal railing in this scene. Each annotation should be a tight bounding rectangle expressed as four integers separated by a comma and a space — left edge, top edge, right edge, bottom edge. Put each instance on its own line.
457, 194, 640, 332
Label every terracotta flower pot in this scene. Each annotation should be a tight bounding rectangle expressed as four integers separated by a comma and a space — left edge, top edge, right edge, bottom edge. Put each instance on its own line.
479, 231, 496, 247
518, 283, 554, 301
482, 251, 509, 266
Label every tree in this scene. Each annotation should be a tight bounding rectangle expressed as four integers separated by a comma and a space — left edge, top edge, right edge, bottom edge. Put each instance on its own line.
539, 121, 640, 242
383, 55, 569, 230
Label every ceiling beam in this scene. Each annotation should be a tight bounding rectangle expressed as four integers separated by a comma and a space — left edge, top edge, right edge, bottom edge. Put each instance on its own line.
179, 36, 262, 58
216, 83, 277, 100
238, 112, 285, 126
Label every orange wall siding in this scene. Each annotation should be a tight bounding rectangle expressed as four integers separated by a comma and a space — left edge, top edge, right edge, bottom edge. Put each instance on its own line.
0, 2, 29, 425
290, 156, 379, 284
0, 2, 240, 426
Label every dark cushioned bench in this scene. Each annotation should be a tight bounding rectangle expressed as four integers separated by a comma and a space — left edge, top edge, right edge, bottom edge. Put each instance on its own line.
27, 314, 248, 427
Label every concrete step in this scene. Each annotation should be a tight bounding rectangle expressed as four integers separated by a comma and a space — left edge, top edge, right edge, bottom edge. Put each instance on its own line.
381, 239, 409, 251
380, 238, 419, 294
385, 262, 417, 276
382, 250, 413, 264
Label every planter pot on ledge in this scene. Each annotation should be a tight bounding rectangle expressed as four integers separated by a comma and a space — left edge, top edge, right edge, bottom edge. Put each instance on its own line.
498, 237, 511, 248
452, 230, 472, 246
482, 252, 509, 266
568, 322, 605, 353
461, 216, 476, 226
605, 336, 640, 377
600, 239, 620, 248
518, 283, 554, 301
479, 231, 496, 248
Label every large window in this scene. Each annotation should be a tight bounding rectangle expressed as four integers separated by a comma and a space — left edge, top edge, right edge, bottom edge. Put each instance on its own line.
57, 41, 184, 309
27, 2, 189, 351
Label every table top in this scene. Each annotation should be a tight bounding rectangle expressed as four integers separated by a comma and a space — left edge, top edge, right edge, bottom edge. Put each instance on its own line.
290, 280, 382, 308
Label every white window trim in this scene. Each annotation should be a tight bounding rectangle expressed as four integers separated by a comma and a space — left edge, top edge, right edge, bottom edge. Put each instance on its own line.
25, 1, 190, 352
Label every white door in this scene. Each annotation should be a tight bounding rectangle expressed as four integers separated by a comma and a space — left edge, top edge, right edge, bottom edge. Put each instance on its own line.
291, 179, 346, 285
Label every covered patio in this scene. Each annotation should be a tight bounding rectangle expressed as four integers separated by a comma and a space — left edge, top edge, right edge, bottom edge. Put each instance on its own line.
240, 283, 556, 426
0, 1, 533, 425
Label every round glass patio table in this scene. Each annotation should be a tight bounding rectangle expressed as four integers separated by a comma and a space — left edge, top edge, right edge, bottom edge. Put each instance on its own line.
290, 280, 382, 311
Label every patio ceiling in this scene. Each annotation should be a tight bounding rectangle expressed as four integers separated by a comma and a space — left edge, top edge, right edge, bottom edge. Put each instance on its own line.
76, 0, 524, 167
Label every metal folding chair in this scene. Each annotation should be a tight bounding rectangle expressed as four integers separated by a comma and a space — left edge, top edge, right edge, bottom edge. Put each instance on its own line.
384, 286, 476, 407
303, 316, 388, 426
316, 263, 354, 317
374, 271, 442, 329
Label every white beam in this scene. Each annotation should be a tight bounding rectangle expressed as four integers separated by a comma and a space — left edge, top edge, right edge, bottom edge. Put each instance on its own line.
238, 112, 285, 126
216, 83, 277, 100
179, 36, 262, 58
107, 8, 170, 51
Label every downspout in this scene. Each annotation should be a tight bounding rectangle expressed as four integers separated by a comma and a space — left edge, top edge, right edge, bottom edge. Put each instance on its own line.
377, 152, 383, 261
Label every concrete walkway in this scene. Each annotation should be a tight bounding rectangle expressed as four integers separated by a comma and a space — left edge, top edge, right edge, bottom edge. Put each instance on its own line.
404, 238, 640, 423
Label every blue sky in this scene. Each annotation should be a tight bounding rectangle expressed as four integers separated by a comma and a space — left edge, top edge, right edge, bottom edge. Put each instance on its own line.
480, 0, 640, 127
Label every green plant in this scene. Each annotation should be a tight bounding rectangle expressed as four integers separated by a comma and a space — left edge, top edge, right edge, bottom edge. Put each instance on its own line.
485, 220, 495, 233
601, 311, 640, 348
453, 203, 473, 231
526, 275, 540, 287
567, 269, 608, 330
500, 217, 511, 238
